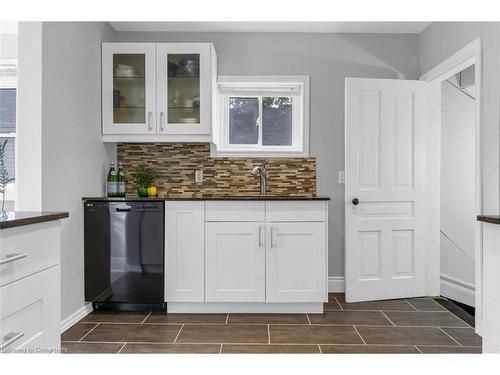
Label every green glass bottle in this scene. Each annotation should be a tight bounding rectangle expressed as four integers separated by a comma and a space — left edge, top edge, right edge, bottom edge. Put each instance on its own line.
107, 162, 117, 197
117, 163, 126, 197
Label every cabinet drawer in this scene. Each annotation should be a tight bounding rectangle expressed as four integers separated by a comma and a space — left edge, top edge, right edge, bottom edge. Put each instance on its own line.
0, 267, 60, 352
266, 201, 327, 222
205, 201, 265, 222
0, 221, 61, 287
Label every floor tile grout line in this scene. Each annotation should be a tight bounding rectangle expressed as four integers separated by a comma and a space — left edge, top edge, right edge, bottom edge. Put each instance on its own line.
141, 311, 152, 324
334, 296, 344, 310
380, 311, 397, 327
61, 340, 481, 348
172, 324, 184, 344
117, 343, 127, 354
404, 300, 419, 311
438, 327, 463, 347
317, 344, 323, 354
78, 323, 100, 342
72, 321, 473, 328
414, 345, 423, 354
324, 308, 441, 313
267, 324, 271, 344
352, 325, 367, 345
75, 322, 471, 329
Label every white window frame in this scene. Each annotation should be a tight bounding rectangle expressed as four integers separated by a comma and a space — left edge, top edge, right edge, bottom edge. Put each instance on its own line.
212, 75, 310, 157
0, 59, 17, 201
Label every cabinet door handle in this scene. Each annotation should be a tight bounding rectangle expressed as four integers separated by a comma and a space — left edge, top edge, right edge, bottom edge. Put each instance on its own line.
0, 253, 27, 265
0, 332, 24, 350
258, 226, 264, 248
270, 227, 275, 248
147, 111, 152, 131
160, 111, 164, 131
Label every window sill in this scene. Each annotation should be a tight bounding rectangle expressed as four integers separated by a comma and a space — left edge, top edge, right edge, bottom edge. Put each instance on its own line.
210, 143, 309, 158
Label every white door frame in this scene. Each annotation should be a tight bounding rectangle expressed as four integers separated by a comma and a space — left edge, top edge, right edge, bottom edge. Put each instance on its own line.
420, 38, 483, 334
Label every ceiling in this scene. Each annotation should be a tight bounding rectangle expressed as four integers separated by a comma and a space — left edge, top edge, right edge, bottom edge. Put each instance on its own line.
109, 22, 431, 34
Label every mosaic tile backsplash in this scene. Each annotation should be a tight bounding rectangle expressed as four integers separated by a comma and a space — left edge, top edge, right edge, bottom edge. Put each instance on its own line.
117, 143, 317, 197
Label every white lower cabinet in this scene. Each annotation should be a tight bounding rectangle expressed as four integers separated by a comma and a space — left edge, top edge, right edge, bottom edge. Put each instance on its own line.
164, 200, 328, 311
165, 201, 205, 302
266, 222, 326, 302
205, 222, 265, 302
0, 266, 60, 353
0, 220, 62, 353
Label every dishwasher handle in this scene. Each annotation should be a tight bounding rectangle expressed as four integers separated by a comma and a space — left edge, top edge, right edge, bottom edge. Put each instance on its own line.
115, 207, 132, 212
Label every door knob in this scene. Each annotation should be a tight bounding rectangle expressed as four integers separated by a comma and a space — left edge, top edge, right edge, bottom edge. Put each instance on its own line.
352, 197, 360, 206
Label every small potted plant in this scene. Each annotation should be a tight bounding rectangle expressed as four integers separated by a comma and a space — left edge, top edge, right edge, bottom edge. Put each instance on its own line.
133, 164, 157, 198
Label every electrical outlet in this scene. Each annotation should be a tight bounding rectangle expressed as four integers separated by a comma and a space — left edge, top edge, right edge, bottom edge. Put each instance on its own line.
195, 170, 204, 184
338, 170, 345, 184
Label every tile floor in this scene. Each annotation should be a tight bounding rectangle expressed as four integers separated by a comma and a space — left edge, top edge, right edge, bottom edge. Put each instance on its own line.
61, 293, 482, 354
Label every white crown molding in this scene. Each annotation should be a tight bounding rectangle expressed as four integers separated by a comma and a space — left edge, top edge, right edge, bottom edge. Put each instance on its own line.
109, 21, 430, 34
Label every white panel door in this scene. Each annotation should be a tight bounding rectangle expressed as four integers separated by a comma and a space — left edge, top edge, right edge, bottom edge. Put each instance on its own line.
266, 223, 326, 302
205, 222, 265, 302
345, 77, 434, 302
165, 201, 205, 302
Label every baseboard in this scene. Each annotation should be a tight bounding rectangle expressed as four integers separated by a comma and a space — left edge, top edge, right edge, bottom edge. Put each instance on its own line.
60, 303, 93, 333
328, 276, 345, 293
440, 273, 475, 307
168, 302, 323, 314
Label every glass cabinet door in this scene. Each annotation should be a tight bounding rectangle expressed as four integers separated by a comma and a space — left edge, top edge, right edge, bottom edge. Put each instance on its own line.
102, 43, 156, 135
112, 53, 146, 124
157, 44, 212, 136
167, 53, 200, 125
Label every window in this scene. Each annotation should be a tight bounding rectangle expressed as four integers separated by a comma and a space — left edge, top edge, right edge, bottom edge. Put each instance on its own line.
0, 60, 17, 200
213, 76, 309, 157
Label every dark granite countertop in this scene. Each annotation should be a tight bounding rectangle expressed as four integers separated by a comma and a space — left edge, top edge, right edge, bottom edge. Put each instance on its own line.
477, 215, 500, 225
0, 211, 69, 230
83, 195, 330, 201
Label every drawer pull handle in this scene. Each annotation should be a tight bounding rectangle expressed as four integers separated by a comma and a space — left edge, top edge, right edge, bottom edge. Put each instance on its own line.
0, 253, 27, 265
0, 332, 24, 350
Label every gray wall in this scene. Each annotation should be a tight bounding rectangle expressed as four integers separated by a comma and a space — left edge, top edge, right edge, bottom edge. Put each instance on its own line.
41, 22, 116, 320
419, 22, 500, 215
114, 31, 421, 277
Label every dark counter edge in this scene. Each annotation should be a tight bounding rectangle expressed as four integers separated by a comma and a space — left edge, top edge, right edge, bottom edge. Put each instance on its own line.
478, 215, 500, 225
0, 212, 69, 230
83, 196, 331, 201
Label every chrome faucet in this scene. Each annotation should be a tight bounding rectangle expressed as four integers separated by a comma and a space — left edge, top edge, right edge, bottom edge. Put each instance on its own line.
251, 160, 270, 195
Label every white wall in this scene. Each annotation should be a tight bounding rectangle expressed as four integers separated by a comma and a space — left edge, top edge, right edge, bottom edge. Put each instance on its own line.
113, 31, 421, 278
40, 22, 116, 320
440, 80, 476, 306
17, 22, 42, 211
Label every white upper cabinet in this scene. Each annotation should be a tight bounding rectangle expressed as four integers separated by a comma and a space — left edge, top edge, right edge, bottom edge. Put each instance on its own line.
156, 43, 213, 136
102, 42, 217, 142
102, 43, 157, 135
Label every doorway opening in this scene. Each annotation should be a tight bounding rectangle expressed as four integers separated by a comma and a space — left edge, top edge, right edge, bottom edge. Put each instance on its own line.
420, 38, 482, 333
440, 65, 476, 312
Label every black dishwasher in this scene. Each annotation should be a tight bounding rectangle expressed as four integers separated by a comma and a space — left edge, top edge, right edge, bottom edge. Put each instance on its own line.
84, 200, 165, 311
